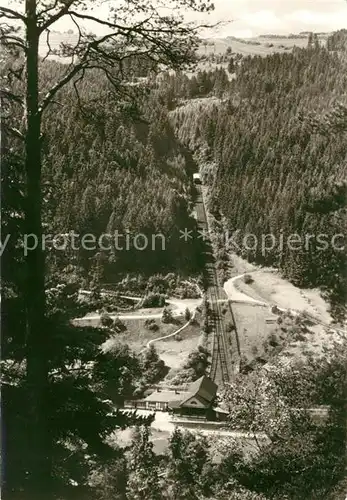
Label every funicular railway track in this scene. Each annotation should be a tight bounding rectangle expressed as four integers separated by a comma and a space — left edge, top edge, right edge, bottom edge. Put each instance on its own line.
209, 276, 230, 385
194, 183, 233, 386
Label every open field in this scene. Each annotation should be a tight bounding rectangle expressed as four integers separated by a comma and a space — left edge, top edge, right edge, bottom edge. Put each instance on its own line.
233, 271, 332, 325
224, 251, 333, 324
81, 312, 202, 369
222, 253, 345, 364
231, 303, 277, 361
101, 318, 182, 354
231, 301, 342, 366
199, 34, 328, 57
155, 321, 202, 370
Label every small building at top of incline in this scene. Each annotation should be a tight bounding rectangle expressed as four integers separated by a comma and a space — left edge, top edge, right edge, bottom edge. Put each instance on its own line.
193, 173, 202, 184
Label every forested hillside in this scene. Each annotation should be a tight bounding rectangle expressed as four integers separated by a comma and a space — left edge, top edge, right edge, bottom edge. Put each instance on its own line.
5, 59, 206, 287
5, 33, 345, 309
168, 35, 347, 319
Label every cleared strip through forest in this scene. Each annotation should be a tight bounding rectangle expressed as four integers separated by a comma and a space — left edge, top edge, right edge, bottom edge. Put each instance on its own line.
195, 184, 238, 385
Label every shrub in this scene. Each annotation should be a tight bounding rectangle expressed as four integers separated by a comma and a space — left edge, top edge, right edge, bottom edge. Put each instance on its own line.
162, 306, 174, 324
243, 274, 254, 284
184, 307, 191, 322
142, 293, 166, 308
225, 321, 235, 333
142, 345, 167, 384
294, 332, 307, 342
144, 318, 155, 328
203, 317, 211, 333
268, 333, 279, 347
113, 316, 127, 332
183, 346, 209, 378
148, 322, 159, 332
100, 312, 113, 328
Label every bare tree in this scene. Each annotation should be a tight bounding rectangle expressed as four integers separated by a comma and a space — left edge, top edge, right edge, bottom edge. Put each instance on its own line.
0, 0, 215, 494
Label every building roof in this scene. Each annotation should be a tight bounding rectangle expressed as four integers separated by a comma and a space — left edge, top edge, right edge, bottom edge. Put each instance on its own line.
180, 375, 218, 407
143, 376, 218, 409
144, 390, 189, 404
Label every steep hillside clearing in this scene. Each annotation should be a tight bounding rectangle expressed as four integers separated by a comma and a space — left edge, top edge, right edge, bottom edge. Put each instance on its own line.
231, 303, 277, 362
102, 319, 181, 353
155, 322, 202, 370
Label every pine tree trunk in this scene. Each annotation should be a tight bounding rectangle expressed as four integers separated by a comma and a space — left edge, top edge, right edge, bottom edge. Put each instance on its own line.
25, 1, 51, 495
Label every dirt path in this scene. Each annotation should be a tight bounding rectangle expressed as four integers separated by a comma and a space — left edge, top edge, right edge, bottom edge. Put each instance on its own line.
146, 309, 197, 349
223, 275, 268, 306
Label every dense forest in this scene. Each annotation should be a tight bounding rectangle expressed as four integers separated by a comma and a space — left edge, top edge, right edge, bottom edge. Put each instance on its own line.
4, 60, 207, 289
168, 35, 347, 320
7, 34, 345, 312
43, 66, 206, 283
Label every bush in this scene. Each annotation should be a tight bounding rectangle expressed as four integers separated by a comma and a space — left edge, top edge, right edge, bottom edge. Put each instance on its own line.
162, 306, 174, 324
100, 312, 113, 328
183, 346, 209, 378
203, 317, 211, 333
113, 316, 127, 332
144, 318, 155, 327
243, 274, 254, 284
268, 333, 279, 347
272, 305, 282, 315
251, 345, 259, 357
142, 293, 166, 308
184, 307, 191, 322
144, 318, 159, 331
225, 321, 235, 333
169, 370, 195, 386
141, 345, 167, 384
294, 332, 307, 342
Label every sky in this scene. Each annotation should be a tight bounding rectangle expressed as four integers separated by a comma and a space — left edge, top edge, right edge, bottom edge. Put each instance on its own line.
2, 0, 347, 38
199, 0, 347, 38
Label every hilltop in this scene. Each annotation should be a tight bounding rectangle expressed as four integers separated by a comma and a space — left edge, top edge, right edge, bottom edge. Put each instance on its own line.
198, 32, 330, 57
40, 30, 332, 59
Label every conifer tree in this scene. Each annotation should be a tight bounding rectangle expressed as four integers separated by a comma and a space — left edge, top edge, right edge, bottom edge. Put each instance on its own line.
127, 426, 162, 500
